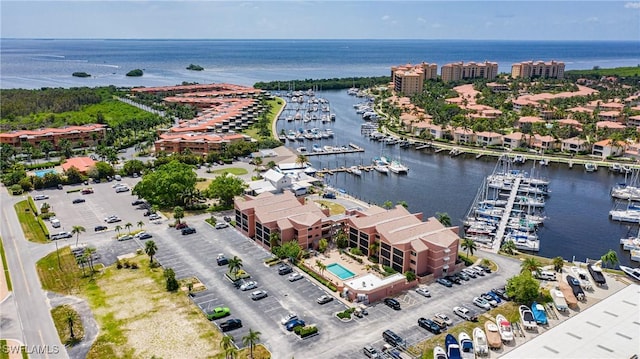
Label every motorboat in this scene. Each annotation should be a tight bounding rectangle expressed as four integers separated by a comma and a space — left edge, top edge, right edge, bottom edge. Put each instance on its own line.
388, 160, 409, 174
495, 314, 513, 342
558, 281, 579, 308
518, 305, 538, 330
619, 265, 640, 281
609, 209, 640, 223
588, 261, 607, 285
472, 327, 488, 356
433, 346, 447, 359
566, 275, 586, 301
445, 333, 462, 359
551, 289, 568, 312
373, 164, 389, 174
631, 249, 640, 262
296, 147, 307, 154
530, 301, 548, 325
484, 321, 502, 350
349, 166, 362, 176
570, 266, 593, 290
458, 331, 474, 359
584, 162, 598, 172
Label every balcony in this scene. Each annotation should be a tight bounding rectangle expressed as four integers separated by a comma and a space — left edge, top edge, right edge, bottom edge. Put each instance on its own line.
443, 256, 450, 262
444, 248, 451, 254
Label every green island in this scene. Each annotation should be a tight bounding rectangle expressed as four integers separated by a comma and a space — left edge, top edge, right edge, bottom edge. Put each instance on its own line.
125, 69, 143, 77
72, 72, 91, 78
186, 64, 204, 71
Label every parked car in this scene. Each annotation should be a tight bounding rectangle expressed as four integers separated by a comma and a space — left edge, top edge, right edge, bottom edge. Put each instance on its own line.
280, 313, 298, 325
72, 198, 86, 204
415, 287, 431, 297
175, 222, 189, 230
288, 272, 303, 282
317, 295, 334, 304
478, 264, 492, 273
453, 306, 478, 321
105, 215, 121, 223
436, 278, 453, 287
33, 194, 49, 200
431, 316, 448, 330
278, 264, 293, 275
148, 214, 161, 221
363, 345, 381, 358
492, 287, 511, 301
131, 199, 145, 206
219, 319, 242, 332
434, 313, 453, 326
81, 188, 94, 195
137, 232, 152, 240
240, 281, 258, 291
223, 216, 232, 222
473, 296, 491, 310
445, 275, 461, 284
285, 319, 305, 332
322, 192, 336, 199
383, 297, 401, 310
215, 222, 229, 229
207, 307, 230, 320
117, 234, 133, 241
457, 271, 470, 281
462, 268, 478, 278
418, 317, 442, 334
94, 225, 107, 232
250, 290, 268, 301
485, 291, 502, 303
471, 266, 486, 276
181, 227, 196, 235
480, 293, 499, 307
216, 254, 229, 266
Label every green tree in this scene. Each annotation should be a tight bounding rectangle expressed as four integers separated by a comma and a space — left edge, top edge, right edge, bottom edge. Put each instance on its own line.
316, 260, 326, 276
124, 222, 133, 234
269, 232, 281, 250
501, 241, 517, 255
506, 272, 540, 304
67, 309, 76, 340
71, 225, 86, 247
220, 335, 236, 359
133, 160, 197, 207
164, 268, 179, 292
521, 257, 542, 275
145, 240, 158, 264
382, 200, 393, 209
295, 154, 308, 167
228, 256, 243, 276
436, 212, 452, 227
276, 240, 302, 263
552, 256, 565, 272
318, 238, 328, 253
242, 329, 261, 359
39, 140, 53, 160
173, 206, 185, 224
65, 166, 84, 184
122, 159, 145, 176
600, 249, 619, 269
461, 238, 477, 258
84, 247, 97, 273
369, 240, 380, 258
114, 225, 122, 236
405, 271, 417, 282
335, 229, 348, 249
94, 161, 115, 179
137, 220, 145, 231
205, 172, 247, 208
396, 200, 408, 209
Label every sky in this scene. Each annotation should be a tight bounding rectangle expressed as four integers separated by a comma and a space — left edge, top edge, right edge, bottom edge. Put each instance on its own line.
1, 1, 639, 41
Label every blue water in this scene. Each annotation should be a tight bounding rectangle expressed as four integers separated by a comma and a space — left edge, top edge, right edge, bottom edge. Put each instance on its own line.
1, 39, 639, 89
327, 263, 356, 280
34, 169, 57, 177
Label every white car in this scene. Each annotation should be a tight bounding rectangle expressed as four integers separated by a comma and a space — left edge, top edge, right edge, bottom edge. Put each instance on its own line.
240, 281, 258, 291
34, 194, 49, 200
215, 222, 229, 229
415, 287, 431, 297
288, 272, 303, 282
280, 313, 298, 325
473, 296, 491, 310
453, 306, 478, 321
434, 312, 453, 326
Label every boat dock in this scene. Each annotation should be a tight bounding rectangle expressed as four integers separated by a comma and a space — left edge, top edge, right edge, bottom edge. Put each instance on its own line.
304, 146, 365, 157
490, 177, 522, 252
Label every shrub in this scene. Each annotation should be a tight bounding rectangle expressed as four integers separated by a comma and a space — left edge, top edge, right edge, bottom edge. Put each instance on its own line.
40, 212, 56, 220
383, 265, 397, 275
27, 196, 38, 214
116, 260, 123, 269
294, 325, 318, 338
37, 217, 49, 238
297, 262, 337, 292
350, 247, 363, 256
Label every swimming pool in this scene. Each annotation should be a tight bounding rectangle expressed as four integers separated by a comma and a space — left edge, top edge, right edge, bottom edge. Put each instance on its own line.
326, 263, 356, 280
34, 169, 56, 178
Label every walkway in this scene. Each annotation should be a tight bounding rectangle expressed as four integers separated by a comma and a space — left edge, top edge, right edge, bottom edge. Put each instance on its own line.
491, 177, 522, 252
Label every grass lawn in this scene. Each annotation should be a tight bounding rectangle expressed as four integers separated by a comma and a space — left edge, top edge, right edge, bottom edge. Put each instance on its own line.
408, 302, 520, 358
51, 304, 85, 346
210, 167, 249, 176
14, 200, 48, 243
0, 239, 12, 291
37, 246, 97, 295
314, 200, 346, 215
196, 178, 213, 191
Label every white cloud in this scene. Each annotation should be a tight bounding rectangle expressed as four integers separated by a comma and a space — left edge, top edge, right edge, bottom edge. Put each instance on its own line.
381, 15, 390, 21
585, 16, 599, 23
624, 2, 640, 8
417, 17, 426, 23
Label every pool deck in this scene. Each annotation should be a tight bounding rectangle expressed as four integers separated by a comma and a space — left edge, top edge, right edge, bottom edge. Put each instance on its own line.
304, 248, 379, 289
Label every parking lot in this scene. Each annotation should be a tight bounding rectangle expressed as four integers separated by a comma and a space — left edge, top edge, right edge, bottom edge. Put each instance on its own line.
33, 180, 522, 358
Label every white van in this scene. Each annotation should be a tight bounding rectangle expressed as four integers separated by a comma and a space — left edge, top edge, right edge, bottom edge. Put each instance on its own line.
114, 174, 122, 181
51, 218, 61, 228
535, 270, 556, 281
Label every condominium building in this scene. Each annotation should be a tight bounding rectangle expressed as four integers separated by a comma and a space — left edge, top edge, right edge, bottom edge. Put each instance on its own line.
153, 132, 250, 156
440, 61, 498, 82
391, 62, 438, 95
511, 60, 565, 79
0, 124, 107, 150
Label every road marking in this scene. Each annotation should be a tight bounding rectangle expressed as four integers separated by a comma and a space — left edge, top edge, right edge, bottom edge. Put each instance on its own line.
5, 211, 31, 297
38, 329, 49, 359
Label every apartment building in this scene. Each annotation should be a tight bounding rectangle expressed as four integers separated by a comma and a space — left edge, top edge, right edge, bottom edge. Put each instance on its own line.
0, 124, 107, 150
440, 61, 498, 82
154, 132, 250, 156
390, 62, 438, 95
511, 60, 565, 79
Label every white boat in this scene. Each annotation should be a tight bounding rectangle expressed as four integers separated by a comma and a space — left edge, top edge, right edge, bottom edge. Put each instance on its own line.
619, 265, 640, 281
514, 196, 545, 207
458, 331, 474, 359
296, 147, 307, 153
484, 321, 502, 350
374, 165, 389, 174
585, 162, 598, 172
551, 289, 568, 312
472, 327, 488, 356
433, 346, 447, 359
388, 160, 409, 174
496, 314, 513, 342
631, 249, 640, 262
570, 266, 593, 290
312, 144, 323, 152
513, 154, 526, 164
505, 236, 540, 252
621, 237, 640, 250
609, 209, 640, 223
349, 166, 362, 176
518, 305, 538, 330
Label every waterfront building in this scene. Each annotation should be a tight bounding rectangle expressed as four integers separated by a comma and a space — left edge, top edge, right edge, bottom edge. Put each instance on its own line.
154, 132, 250, 156
475, 131, 503, 147
390, 62, 438, 95
592, 139, 626, 159
440, 61, 498, 82
511, 60, 565, 79
245, 169, 293, 195
0, 124, 106, 151
453, 128, 476, 144
561, 137, 590, 154
502, 132, 526, 149
344, 205, 460, 277
624, 142, 640, 160
531, 134, 559, 152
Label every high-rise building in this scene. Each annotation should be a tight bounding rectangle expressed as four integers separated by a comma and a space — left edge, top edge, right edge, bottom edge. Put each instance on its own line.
390, 62, 438, 95
511, 60, 565, 79
440, 61, 499, 82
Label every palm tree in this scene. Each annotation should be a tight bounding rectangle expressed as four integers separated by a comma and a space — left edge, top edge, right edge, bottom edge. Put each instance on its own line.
225, 347, 238, 359
369, 240, 380, 258
173, 206, 185, 224
228, 256, 243, 276
137, 220, 144, 231
316, 260, 326, 277
461, 238, 477, 258
552, 256, 565, 272
40, 140, 53, 160
382, 200, 393, 209
295, 154, 308, 167
114, 225, 122, 236
600, 249, 619, 269
71, 225, 86, 247
84, 247, 97, 273
436, 212, 452, 227
521, 257, 542, 275
145, 240, 158, 264
124, 222, 133, 234
269, 232, 281, 249
242, 329, 261, 359
501, 241, 517, 255
220, 334, 235, 359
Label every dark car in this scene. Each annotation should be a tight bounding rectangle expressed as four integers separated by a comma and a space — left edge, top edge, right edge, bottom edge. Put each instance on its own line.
492, 287, 511, 301
223, 216, 232, 222
445, 275, 461, 284
143, 210, 152, 216
418, 317, 441, 334
181, 227, 196, 235
219, 319, 243, 332
322, 192, 336, 199
176, 222, 189, 230
216, 254, 229, 266
138, 233, 152, 240
278, 264, 293, 275
485, 291, 502, 303
72, 198, 86, 204
436, 278, 453, 287
131, 199, 145, 206
94, 225, 107, 232
285, 319, 305, 331
383, 298, 401, 310
478, 264, 492, 273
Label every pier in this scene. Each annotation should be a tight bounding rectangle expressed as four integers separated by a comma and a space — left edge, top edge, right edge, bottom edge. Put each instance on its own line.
304, 146, 365, 157
490, 177, 522, 252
